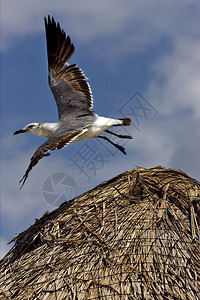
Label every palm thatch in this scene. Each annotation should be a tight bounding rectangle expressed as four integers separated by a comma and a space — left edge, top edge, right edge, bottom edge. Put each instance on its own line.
0, 166, 200, 299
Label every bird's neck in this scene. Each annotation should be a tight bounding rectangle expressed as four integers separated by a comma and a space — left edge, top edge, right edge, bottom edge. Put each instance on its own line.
37, 123, 58, 138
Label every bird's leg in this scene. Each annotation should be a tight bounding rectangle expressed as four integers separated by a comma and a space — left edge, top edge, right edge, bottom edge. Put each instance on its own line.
105, 130, 132, 139
98, 136, 126, 155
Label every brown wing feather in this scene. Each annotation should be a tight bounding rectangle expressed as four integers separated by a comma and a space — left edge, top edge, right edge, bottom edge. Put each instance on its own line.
44, 16, 93, 119
19, 131, 82, 188
54, 64, 93, 108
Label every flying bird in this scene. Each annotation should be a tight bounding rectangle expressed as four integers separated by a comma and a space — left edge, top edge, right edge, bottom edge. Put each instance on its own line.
14, 16, 132, 188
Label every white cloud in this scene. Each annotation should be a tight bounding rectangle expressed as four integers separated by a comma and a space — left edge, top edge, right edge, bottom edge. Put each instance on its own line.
147, 38, 200, 118
130, 121, 175, 166
143, 35, 200, 180
1, 0, 199, 57
0, 238, 12, 259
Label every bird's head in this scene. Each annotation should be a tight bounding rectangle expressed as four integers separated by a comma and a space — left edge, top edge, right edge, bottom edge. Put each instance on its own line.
14, 123, 41, 135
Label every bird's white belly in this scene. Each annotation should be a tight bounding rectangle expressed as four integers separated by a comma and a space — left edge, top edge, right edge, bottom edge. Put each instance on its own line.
73, 116, 122, 142
74, 125, 108, 142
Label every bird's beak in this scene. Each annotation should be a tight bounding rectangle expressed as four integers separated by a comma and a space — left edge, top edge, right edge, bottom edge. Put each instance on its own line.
14, 129, 27, 135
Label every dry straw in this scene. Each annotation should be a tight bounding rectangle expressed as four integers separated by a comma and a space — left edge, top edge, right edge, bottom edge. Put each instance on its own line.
0, 166, 200, 299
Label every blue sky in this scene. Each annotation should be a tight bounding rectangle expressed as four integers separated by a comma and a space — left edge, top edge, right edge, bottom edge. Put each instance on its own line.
1, 0, 200, 257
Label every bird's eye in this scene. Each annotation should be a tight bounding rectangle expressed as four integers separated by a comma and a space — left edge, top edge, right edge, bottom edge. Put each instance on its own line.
29, 125, 34, 128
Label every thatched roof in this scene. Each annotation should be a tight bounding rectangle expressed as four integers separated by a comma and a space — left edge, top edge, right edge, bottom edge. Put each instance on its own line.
0, 166, 200, 299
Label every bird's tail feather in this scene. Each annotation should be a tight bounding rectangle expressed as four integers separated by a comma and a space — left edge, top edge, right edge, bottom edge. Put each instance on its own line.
117, 118, 132, 126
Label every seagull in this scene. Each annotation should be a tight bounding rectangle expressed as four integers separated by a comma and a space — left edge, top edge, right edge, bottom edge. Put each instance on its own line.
14, 16, 132, 188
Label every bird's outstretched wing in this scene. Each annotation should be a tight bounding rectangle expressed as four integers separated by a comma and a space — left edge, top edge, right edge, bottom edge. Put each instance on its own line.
44, 16, 93, 120
19, 130, 86, 188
